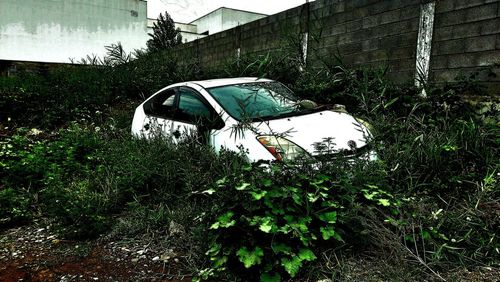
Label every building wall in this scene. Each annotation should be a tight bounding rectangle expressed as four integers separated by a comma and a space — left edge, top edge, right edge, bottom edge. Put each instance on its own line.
0, 0, 148, 64
174, 22, 206, 43
191, 8, 224, 35
220, 8, 267, 34
172, 0, 500, 92
191, 8, 267, 36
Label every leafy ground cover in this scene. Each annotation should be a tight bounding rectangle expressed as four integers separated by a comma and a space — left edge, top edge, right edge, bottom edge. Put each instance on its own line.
0, 47, 498, 281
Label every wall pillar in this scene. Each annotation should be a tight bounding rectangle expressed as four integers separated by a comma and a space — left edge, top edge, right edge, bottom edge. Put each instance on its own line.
415, 1, 436, 97
299, 1, 311, 71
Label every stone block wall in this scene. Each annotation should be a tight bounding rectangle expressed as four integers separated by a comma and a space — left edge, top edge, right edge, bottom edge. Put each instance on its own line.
172, 0, 500, 93
308, 0, 421, 83
431, 0, 500, 92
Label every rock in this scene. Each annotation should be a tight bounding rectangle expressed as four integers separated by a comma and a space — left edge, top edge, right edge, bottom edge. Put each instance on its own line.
152, 256, 159, 261
168, 221, 185, 235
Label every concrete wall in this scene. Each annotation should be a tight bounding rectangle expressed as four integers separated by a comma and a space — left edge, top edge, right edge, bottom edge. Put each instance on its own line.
309, 0, 422, 83
431, 0, 500, 92
172, 0, 500, 92
0, 0, 149, 64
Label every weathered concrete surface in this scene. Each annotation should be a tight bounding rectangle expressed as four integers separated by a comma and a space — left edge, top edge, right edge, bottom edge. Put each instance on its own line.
0, 0, 149, 63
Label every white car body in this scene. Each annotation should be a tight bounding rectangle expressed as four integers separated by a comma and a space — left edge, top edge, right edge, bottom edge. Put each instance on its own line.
132, 77, 375, 162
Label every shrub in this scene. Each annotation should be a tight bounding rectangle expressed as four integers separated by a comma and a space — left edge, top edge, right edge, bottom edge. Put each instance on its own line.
199, 158, 397, 281
0, 187, 31, 227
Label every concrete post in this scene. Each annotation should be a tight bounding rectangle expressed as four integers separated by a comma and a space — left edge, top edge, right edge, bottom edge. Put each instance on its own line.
299, 1, 311, 71
415, 1, 436, 98
235, 25, 242, 67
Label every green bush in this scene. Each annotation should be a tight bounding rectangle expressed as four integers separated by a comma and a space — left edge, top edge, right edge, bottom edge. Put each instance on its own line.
0, 187, 31, 227
199, 158, 397, 281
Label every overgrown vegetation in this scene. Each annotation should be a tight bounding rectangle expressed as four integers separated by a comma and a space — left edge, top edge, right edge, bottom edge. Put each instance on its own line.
0, 41, 498, 281
146, 11, 182, 53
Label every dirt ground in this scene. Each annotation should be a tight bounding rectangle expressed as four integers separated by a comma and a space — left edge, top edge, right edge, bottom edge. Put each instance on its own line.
2, 222, 499, 282
0, 222, 191, 282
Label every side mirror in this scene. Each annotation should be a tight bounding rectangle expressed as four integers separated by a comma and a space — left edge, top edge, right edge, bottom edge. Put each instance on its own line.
296, 99, 318, 109
330, 104, 347, 113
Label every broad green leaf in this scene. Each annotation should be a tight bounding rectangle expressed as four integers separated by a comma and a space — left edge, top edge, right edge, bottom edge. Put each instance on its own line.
321, 201, 339, 208
215, 177, 227, 187
272, 243, 292, 254
249, 216, 261, 226
260, 272, 281, 282
404, 234, 415, 242
201, 188, 215, 195
251, 190, 267, 200
421, 230, 431, 241
292, 193, 303, 205
297, 216, 312, 232
262, 178, 273, 187
298, 248, 316, 261
313, 174, 329, 185
378, 199, 391, 206
363, 189, 378, 200
237, 247, 264, 268
307, 193, 320, 203
259, 218, 273, 233
212, 255, 228, 268
311, 233, 317, 240
210, 211, 235, 229
281, 256, 302, 277
205, 243, 221, 256
320, 226, 336, 240
318, 211, 337, 224
286, 216, 311, 233
243, 165, 253, 171
236, 182, 251, 190
278, 225, 291, 234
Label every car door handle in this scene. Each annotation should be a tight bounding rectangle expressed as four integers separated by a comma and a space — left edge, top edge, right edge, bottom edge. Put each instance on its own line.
143, 123, 150, 131
173, 130, 181, 138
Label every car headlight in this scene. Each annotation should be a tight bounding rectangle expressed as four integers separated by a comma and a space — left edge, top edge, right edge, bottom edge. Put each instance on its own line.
257, 136, 312, 162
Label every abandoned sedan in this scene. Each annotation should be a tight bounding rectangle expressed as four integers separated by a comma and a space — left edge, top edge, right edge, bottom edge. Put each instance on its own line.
131, 77, 375, 162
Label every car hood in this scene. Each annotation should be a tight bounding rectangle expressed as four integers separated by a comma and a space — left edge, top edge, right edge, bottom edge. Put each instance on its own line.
250, 110, 371, 155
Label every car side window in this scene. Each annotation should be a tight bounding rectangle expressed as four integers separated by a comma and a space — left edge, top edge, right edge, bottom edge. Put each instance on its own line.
143, 89, 177, 118
177, 87, 212, 122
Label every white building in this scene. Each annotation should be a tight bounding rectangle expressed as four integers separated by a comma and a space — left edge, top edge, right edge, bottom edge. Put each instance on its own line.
149, 7, 267, 43
0, 0, 149, 64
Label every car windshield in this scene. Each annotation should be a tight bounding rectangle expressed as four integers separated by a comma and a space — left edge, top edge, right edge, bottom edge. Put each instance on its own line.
207, 82, 299, 121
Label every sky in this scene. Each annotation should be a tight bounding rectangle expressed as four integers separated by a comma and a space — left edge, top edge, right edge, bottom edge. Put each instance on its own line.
147, 0, 310, 23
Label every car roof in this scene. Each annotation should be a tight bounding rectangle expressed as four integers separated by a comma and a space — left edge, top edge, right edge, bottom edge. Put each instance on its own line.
190, 77, 274, 89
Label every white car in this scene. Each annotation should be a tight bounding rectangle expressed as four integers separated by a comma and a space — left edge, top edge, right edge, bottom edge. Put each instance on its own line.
131, 77, 375, 163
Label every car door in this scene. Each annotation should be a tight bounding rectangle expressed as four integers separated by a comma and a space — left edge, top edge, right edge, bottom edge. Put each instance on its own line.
171, 86, 217, 144
141, 88, 177, 138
